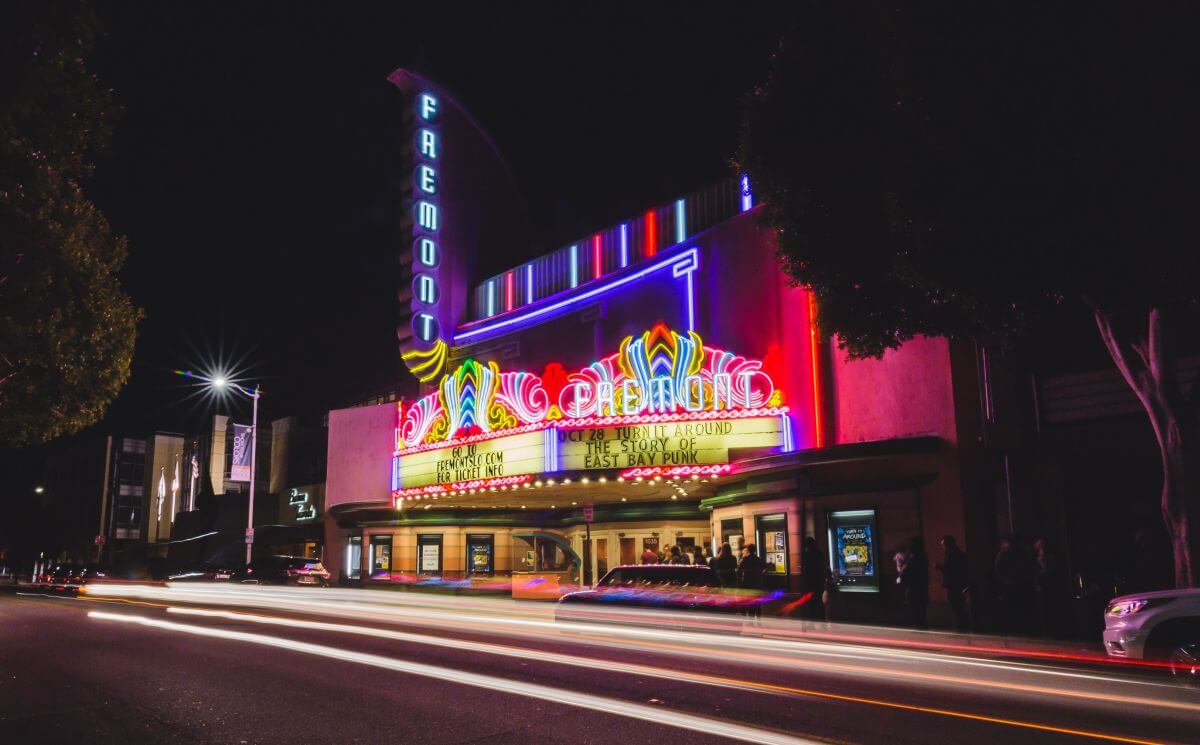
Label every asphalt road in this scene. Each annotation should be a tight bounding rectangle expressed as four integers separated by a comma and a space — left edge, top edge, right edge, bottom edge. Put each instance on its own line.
1, 586, 1196, 745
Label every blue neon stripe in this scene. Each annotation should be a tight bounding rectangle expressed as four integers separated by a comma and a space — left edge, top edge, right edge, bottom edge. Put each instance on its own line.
456, 247, 699, 343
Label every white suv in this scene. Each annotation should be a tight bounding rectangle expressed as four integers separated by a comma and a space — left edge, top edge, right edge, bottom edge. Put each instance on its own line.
1103, 587, 1200, 681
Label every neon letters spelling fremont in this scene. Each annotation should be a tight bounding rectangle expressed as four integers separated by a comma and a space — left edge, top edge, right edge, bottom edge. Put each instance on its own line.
395, 323, 787, 455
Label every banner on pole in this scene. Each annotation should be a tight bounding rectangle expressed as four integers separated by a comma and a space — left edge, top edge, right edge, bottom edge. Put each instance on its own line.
231, 424, 253, 482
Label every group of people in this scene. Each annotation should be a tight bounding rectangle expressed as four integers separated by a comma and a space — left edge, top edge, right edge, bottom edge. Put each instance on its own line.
640, 540, 770, 591
894, 532, 1077, 635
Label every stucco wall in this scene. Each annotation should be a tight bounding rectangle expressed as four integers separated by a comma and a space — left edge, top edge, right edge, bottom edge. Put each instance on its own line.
325, 403, 396, 510
827, 335, 959, 446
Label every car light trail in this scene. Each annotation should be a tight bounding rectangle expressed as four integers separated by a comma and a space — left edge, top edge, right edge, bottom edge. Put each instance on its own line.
163, 606, 1169, 745
86, 610, 820, 745
79, 584, 1198, 715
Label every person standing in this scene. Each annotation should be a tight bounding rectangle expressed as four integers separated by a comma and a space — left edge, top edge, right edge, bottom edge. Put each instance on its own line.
1034, 537, 1072, 638
936, 535, 970, 632
713, 542, 737, 586
898, 536, 929, 629
667, 546, 687, 565
641, 545, 658, 565
737, 543, 767, 622
800, 536, 826, 620
994, 534, 1036, 634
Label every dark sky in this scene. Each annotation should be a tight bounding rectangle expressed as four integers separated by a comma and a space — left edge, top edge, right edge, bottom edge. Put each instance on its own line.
68, 1, 794, 438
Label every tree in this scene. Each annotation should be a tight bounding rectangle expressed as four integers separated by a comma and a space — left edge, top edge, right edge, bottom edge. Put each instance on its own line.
0, 3, 140, 445
739, 4, 1200, 586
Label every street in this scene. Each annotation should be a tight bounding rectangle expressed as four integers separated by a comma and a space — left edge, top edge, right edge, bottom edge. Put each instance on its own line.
1, 586, 1195, 744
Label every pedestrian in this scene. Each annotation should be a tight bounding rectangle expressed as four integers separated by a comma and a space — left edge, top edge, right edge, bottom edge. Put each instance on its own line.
667, 545, 687, 565
713, 542, 737, 586
800, 536, 826, 620
1118, 528, 1173, 596
898, 536, 929, 629
994, 534, 1036, 634
1034, 537, 1072, 638
641, 545, 658, 565
737, 543, 767, 622
696, 545, 710, 566
935, 535, 970, 632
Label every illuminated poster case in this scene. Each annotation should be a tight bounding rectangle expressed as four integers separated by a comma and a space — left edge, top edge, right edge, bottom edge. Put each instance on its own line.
827, 509, 879, 593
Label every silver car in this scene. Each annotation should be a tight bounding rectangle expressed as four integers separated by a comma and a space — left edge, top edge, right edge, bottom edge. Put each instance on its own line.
1103, 587, 1200, 682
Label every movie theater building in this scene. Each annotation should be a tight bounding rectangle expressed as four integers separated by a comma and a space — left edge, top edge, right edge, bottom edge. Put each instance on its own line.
323, 71, 988, 623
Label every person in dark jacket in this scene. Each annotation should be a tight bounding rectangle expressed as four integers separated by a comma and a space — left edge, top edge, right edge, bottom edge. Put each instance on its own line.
666, 546, 688, 565
712, 542, 737, 586
1034, 537, 1072, 638
898, 536, 929, 629
994, 534, 1036, 634
935, 535, 970, 632
800, 536, 826, 620
737, 543, 767, 621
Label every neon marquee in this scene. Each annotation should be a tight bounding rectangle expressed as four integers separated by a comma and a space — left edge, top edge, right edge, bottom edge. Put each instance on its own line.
396, 323, 784, 452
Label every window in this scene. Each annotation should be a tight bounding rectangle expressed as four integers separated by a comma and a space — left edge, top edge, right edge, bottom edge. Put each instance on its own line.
417, 534, 442, 575
466, 534, 493, 575
346, 536, 362, 580
369, 535, 392, 578
827, 509, 880, 593
756, 513, 789, 576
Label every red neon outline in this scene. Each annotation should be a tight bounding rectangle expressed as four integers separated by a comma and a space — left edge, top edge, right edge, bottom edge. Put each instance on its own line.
592, 234, 602, 280
620, 464, 734, 479
505, 271, 514, 311
393, 474, 534, 502
807, 291, 824, 447
645, 210, 657, 257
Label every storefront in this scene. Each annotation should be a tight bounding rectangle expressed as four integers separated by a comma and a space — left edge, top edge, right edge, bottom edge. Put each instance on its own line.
323, 69, 985, 627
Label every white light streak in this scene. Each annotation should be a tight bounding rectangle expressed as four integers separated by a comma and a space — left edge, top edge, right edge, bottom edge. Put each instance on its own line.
87, 610, 820, 745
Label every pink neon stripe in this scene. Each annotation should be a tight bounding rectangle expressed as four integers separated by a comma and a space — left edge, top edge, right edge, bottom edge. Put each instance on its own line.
645, 210, 657, 257
505, 272, 514, 311
592, 235, 602, 279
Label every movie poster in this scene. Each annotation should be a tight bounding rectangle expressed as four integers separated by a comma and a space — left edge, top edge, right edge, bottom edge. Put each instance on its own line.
835, 524, 875, 578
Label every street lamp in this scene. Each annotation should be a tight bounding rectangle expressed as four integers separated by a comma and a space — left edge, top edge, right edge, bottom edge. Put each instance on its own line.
34, 486, 44, 494
177, 370, 261, 567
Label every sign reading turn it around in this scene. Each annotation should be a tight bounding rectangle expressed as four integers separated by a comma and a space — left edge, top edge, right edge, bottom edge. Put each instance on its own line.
391, 324, 796, 498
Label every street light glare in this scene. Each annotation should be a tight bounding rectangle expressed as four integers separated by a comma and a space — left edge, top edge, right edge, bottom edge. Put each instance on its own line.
34, 486, 44, 494
211, 377, 227, 388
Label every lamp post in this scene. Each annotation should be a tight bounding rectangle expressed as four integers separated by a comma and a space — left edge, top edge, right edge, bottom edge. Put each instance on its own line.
178, 371, 261, 568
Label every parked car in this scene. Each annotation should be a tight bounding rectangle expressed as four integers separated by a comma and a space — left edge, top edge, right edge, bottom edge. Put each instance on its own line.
38, 564, 108, 591
1103, 587, 1200, 682
556, 564, 765, 622
167, 564, 237, 582
235, 555, 330, 587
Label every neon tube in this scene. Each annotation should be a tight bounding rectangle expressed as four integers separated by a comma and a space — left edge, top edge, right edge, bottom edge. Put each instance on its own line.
525, 264, 533, 305
740, 174, 753, 211
645, 210, 657, 257
592, 235, 602, 280
675, 199, 686, 244
454, 247, 698, 343
569, 244, 578, 288
619, 223, 629, 267
505, 271, 514, 312
807, 291, 824, 447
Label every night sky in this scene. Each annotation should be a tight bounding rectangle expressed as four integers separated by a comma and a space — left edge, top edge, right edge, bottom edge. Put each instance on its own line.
38, 2, 795, 444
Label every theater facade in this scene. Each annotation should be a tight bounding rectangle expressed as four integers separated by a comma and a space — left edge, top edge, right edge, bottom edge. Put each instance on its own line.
323, 70, 988, 623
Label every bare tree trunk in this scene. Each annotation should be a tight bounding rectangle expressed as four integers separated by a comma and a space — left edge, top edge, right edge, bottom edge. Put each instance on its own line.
1094, 305, 1200, 588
